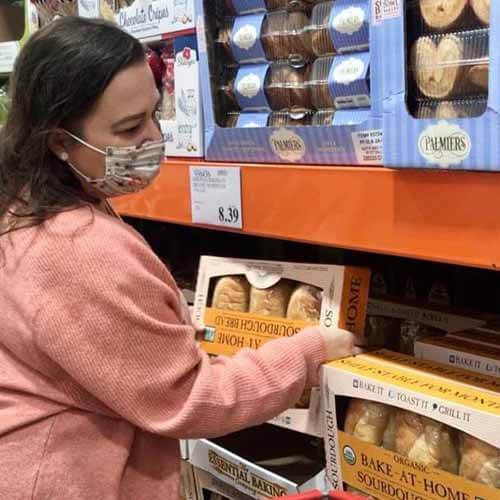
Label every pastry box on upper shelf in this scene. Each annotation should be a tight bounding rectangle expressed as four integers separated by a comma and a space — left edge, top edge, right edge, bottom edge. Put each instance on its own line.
114, 0, 195, 42
196, 0, 383, 165
376, 0, 500, 170
193, 256, 370, 436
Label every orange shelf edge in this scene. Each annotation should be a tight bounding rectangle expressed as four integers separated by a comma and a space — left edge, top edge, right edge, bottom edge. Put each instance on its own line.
112, 160, 500, 270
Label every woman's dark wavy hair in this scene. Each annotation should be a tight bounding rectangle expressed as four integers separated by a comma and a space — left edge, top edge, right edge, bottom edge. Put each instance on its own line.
0, 17, 145, 235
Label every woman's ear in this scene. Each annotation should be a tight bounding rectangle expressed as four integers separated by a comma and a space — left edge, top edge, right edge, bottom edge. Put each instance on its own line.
48, 129, 74, 162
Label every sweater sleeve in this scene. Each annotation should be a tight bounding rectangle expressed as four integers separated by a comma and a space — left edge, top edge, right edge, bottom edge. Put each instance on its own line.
32, 212, 326, 439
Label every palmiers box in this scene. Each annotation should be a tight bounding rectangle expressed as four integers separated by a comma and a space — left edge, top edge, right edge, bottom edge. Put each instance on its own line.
193, 256, 371, 436
322, 350, 500, 498
375, 1, 500, 170
195, 0, 384, 165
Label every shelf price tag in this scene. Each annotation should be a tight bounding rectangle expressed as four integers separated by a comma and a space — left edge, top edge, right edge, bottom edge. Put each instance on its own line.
190, 166, 243, 229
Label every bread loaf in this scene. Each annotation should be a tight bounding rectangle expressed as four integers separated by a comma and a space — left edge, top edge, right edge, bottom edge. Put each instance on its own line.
418, 0, 468, 32
265, 63, 312, 111
394, 410, 459, 474
249, 280, 295, 317
212, 276, 251, 312
286, 284, 322, 322
382, 411, 398, 451
412, 34, 464, 99
459, 434, 500, 488
344, 399, 393, 446
470, 0, 490, 26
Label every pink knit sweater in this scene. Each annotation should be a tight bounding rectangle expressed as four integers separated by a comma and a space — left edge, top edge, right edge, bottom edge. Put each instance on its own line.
0, 206, 326, 500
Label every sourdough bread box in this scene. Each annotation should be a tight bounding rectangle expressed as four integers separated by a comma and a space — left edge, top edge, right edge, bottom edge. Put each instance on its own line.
193, 256, 371, 436
415, 335, 500, 378
364, 297, 488, 353
322, 350, 500, 498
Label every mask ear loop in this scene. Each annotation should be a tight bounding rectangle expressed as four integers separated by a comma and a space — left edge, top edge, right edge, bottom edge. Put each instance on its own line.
63, 130, 107, 155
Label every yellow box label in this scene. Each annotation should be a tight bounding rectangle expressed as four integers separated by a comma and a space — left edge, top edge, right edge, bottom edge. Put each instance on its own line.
339, 267, 371, 337
338, 432, 498, 500
329, 353, 500, 415
201, 308, 311, 356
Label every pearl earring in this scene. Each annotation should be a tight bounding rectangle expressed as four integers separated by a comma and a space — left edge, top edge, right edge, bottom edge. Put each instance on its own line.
60, 152, 69, 161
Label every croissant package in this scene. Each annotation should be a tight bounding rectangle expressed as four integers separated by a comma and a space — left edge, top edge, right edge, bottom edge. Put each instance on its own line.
322, 350, 500, 498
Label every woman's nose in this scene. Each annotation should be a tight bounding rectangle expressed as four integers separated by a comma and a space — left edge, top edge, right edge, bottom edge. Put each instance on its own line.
144, 116, 163, 143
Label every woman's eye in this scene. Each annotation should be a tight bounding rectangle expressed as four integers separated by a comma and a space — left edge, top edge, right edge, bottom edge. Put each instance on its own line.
122, 124, 142, 135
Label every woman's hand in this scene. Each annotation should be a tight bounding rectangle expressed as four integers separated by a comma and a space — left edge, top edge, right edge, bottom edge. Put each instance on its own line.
317, 326, 360, 361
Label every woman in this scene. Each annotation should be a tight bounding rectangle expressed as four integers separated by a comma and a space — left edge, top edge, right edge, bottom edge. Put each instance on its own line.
0, 18, 355, 500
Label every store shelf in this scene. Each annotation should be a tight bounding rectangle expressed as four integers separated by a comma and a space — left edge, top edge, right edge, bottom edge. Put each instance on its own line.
113, 160, 500, 270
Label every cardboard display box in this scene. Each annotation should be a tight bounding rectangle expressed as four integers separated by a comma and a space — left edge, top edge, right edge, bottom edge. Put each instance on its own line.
364, 297, 488, 353
375, 2, 500, 170
194, 256, 371, 356
0, 2, 25, 74
322, 350, 500, 498
193, 256, 370, 437
196, 0, 383, 165
415, 335, 500, 378
160, 34, 204, 158
188, 424, 327, 498
115, 0, 195, 42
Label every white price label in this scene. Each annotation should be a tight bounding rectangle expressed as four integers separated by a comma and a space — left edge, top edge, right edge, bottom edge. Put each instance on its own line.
190, 166, 242, 229
0, 42, 20, 74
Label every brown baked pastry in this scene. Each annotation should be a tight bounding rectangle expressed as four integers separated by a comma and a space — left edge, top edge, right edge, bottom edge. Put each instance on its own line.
467, 63, 488, 91
471, 0, 490, 26
312, 110, 335, 125
265, 63, 312, 111
344, 399, 393, 446
216, 20, 233, 60
249, 280, 295, 317
309, 56, 334, 109
287, 11, 313, 62
262, 11, 287, 61
212, 276, 250, 312
311, 1, 335, 56
412, 34, 464, 99
459, 434, 500, 488
217, 67, 240, 112
286, 284, 322, 322
394, 410, 459, 474
418, 0, 468, 32
262, 11, 312, 62
435, 101, 462, 118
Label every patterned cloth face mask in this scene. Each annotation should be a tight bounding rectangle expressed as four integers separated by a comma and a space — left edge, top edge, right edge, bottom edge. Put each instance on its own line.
60, 130, 165, 198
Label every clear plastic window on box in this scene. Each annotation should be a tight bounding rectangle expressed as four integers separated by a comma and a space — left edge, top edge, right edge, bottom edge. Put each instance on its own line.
405, 0, 489, 119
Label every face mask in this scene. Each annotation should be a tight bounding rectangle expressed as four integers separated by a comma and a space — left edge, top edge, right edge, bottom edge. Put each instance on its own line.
61, 130, 165, 198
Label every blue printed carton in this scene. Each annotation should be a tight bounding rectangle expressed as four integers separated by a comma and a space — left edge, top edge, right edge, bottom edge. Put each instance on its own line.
310, 0, 370, 57
376, 1, 500, 170
218, 11, 313, 65
195, 0, 383, 165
